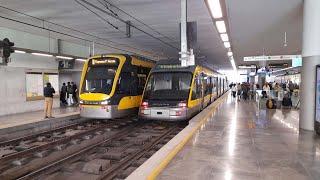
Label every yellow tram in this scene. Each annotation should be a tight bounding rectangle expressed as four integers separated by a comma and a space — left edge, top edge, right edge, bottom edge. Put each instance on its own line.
79, 54, 154, 119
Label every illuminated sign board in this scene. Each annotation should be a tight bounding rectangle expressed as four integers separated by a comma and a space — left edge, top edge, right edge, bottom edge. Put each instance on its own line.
91, 58, 118, 66
244, 55, 301, 62
156, 64, 186, 69
292, 57, 302, 67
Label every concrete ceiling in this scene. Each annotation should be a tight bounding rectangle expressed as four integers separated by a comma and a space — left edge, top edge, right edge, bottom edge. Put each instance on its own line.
227, 0, 303, 67
0, 0, 303, 70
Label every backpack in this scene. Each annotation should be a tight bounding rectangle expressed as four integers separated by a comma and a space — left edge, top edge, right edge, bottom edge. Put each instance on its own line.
282, 97, 292, 107
266, 99, 276, 109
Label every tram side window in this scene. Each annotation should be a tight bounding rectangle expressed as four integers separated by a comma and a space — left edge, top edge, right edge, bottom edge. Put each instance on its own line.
213, 77, 217, 94
118, 72, 138, 95
191, 75, 202, 100
137, 74, 147, 94
206, 77, 212, 95
136, 67, 151, 94
204, 76, 212, 96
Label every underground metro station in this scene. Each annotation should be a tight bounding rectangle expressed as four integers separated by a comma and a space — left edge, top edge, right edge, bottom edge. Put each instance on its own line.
0, 0, 319, 179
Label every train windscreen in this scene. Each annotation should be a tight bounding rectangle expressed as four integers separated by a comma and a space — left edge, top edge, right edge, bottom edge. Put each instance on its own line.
144, 72, 192, 100
82, 65, 118, 94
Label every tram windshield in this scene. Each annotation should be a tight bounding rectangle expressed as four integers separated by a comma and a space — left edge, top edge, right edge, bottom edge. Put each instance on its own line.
82, 65, 117, 94
144, 72, 192, 100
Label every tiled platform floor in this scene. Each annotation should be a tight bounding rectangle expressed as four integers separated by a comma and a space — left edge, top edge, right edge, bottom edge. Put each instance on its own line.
159, 96, 320, 180
0, 106, 79, 129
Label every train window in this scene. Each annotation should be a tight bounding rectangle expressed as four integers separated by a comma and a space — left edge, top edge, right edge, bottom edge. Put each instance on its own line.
144, 72, 192, 100
137, 74, 147, 94
191, 80, 197, 100
82, 66, 116, 94
118, 72, 138, 95
192, 75, 202, 100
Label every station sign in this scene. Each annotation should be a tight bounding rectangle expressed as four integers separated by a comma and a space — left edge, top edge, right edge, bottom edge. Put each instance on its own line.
292, 57, 302, 67
244, 55, 301, 62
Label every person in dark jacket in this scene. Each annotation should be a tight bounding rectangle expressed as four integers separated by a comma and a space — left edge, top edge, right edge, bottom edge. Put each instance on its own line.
71, 82, 78, 105
67, 82, 73, 105
60, 83, 67, 106
44, 82, 55, 118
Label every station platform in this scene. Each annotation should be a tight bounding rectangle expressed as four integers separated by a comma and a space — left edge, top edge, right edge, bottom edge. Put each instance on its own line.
157, 97, 320, 180
0, 106, 79, 130
128, 94, 320, 180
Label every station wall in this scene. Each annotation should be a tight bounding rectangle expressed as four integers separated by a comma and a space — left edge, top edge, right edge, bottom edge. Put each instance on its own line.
0, 27, 95, 116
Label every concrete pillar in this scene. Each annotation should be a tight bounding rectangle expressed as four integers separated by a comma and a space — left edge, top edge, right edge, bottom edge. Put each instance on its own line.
180, 0, 188, 67
300, 0, 320, 131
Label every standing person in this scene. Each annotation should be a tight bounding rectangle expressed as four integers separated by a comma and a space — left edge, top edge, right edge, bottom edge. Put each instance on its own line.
44, 82, 55, 118
60, 83, 67, 106
242, 83, 249, 100
262, 82, 270, 98
71, 82, 78, 105
236, 83, 242, 101
288, 81, 294, 96
231, 84, 237, 98
67, 82, 73, 105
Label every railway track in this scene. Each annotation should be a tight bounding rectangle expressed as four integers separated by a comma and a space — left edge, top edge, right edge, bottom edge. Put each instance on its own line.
0, 118, 137, 178
0, 120, 185, 180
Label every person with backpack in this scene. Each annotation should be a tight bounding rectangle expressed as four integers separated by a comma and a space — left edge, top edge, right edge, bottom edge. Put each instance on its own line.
60, 82, 68, 106
71, 82, 78, 105
236, 83, 242, 101
44, 82, 55, 118
231, 84, 237, 98
282, 92, 292, 108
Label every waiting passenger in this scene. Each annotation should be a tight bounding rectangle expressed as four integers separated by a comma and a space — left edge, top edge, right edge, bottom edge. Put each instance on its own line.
262, 82, 270, 98
60, 83, 68, 106
231, 84, 237, 98
71, 82, 78, 105
67, 82, 73, 105
44, 82, 55, 119
236, 83, 242, 101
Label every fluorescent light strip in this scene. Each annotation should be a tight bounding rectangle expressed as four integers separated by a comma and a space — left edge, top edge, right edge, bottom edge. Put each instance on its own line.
31, 53, 53, 57
220, 33, 229, 42
208, 0, 223, 19
224, 42, 231, 48
231, 59, 237, 70
56, 56, 73, 60
216, 20, 226, 33
14, 50, 26, 54
227, 51, 233, 56
76, 58, 86, 62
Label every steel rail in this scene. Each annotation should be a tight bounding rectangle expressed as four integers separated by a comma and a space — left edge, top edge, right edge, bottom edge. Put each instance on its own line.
14, 125, 137, 180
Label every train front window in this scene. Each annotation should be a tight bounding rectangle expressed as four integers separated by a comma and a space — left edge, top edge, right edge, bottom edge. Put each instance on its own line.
82, 66, 117, 94
144, 72, 192, 100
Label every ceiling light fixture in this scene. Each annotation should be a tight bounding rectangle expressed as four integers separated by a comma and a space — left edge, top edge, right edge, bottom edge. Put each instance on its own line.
224, 42, 231, 48
220, 33, 229, 42
216, 21, 226, 33
208, 0, 223, 19
227, 51, 233, 56
230, 58, 237, 70
56, 56, 73, 60
14, 50, 26, 54
31, 53, 53, 57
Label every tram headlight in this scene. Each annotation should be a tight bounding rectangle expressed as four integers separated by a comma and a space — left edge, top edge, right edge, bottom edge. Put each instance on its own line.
79, 100, 84, 104
100, 100, 110, 105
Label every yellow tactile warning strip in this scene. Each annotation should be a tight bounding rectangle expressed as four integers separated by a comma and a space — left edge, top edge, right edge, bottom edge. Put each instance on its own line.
146, 92, 229, 180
